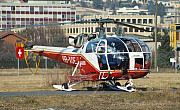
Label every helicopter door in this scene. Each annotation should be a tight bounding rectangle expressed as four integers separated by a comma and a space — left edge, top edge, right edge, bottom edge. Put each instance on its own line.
97, 41, 108, 70
134, 58, 143, 69
129, 54, 143, 70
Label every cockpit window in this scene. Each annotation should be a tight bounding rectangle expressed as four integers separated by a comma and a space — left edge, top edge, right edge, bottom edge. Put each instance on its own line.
129, 39, 141, 52
86, 41, 99, 53
136, 39, 150, 52
107, 37, 128, 52
120, 38, 134, 52
121, 38, 141, 52
97, 41, 106, 53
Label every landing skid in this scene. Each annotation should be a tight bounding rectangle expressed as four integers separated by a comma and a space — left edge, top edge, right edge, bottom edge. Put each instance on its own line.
109, 79, 136, 92
53, 61, 135, 92
53, 79, 136, 92
110, 85, 136, 92
53, 81, 82, 91
89, 79, 136, 92
53, 85, 75, 91
53, 62, 81, 91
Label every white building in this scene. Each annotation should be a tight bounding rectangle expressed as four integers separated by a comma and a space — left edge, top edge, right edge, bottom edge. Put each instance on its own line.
116, 6, 149, 15
61, 15, 158, 38
0, 2, 76, 30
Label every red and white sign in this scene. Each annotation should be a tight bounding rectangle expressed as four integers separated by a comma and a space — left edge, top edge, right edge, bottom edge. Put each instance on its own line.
16, 47, 24, 59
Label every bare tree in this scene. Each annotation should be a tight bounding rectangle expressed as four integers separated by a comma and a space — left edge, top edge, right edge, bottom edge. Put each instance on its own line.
0, 0, 7, 3
18, 25, 68, 47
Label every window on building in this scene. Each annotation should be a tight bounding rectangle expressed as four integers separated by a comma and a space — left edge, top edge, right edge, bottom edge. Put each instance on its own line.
124, 28, 127, 32
121, 19, 125, 22
127, 19, 131, 23
26, 21, 30, 25
140, 28, 144, 32
30, 7, 34, 12
67, 15, 70, 19
116, 19, 120, 21
149, 19, 153, 24
11, 6, 15, 11
67, 28, 69, 33
76, 28, 78, 33
138, 19, 142, 23
143, 19, 147, 24
53, 14, 57, 19
129, 27, 133, 32
12, 21, 16, 25
146, 28, 150, 31
132, 19, 136, 23
71, 15, 75, 19
2, 15, 6, 18
73, 28, 75, 33
21, 21, 25, 25
7, 14, 11, 18
7, 21, 11, 25
70, 28, 72, 33
91, 27, 93, 33
39, 7, 43, 12
95, 27, 99, 32
135, 29, 138, 32
30, 21, 34, 25
62, 14, 66, 18
85, 28, 87, 33
107, 27, 111, 32
88, 27, 90, 33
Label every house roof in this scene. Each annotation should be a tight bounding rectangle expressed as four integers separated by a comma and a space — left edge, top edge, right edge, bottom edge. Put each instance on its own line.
0, 31, 26, 41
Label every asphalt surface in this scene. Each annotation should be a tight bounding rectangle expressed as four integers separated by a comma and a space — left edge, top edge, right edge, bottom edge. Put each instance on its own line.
0, 90, 125, 97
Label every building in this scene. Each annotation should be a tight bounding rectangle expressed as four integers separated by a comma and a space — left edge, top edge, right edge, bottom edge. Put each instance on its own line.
0, 31, 25, 49
116, 6, 149, 15
0, 1, 76, 30
76, 7, 108, 20
61, 15, 159, 39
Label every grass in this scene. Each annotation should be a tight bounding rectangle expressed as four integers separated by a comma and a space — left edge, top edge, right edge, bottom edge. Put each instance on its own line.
0, 91, 180, 110
0, 69, 180, 92
0, 68, 180, 109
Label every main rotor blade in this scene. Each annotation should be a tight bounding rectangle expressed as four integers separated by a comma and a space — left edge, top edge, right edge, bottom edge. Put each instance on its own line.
1, 18, 179, 33
0, 21, 75, 30
120, 22, 180, 33
114, 21, 152, 32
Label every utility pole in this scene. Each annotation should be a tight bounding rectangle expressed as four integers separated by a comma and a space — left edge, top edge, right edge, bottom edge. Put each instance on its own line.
155, 0, 158, 72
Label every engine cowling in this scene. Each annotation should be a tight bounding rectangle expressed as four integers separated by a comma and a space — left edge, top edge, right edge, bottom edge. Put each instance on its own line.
69, 35, 84, 48
69, 35, 78, 46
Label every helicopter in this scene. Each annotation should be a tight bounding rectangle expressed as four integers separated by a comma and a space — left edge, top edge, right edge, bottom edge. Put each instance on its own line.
2, 18, 174, 92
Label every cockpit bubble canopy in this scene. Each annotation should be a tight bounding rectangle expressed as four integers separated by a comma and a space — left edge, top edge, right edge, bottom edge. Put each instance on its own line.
86, 37, 150, 53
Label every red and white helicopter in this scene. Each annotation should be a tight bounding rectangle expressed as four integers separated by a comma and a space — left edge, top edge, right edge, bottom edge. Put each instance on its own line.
3, 19, 153, 92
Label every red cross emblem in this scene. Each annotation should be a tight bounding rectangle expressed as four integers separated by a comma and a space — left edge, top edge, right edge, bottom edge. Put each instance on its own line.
16, 47, 24, 59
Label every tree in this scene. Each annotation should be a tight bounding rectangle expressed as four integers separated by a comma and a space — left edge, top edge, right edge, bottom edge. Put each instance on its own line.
80, 1, 87, 7
18, 25, 67, 46
0, 0, 7, 3
113, 25, 125, 36
147, 1, 166, 18
112, 3, 116, 15
132, 1, 138, 7
157, 31, 174, 67
92, 0, 103, 9
150, 31, 174, 67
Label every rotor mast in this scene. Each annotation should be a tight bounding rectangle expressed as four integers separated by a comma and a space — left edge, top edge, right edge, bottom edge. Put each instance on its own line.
98, 22, 106, 39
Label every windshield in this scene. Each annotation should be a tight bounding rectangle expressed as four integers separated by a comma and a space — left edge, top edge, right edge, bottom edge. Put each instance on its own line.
85, 37, 150, 70
107, 37, 128, 53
